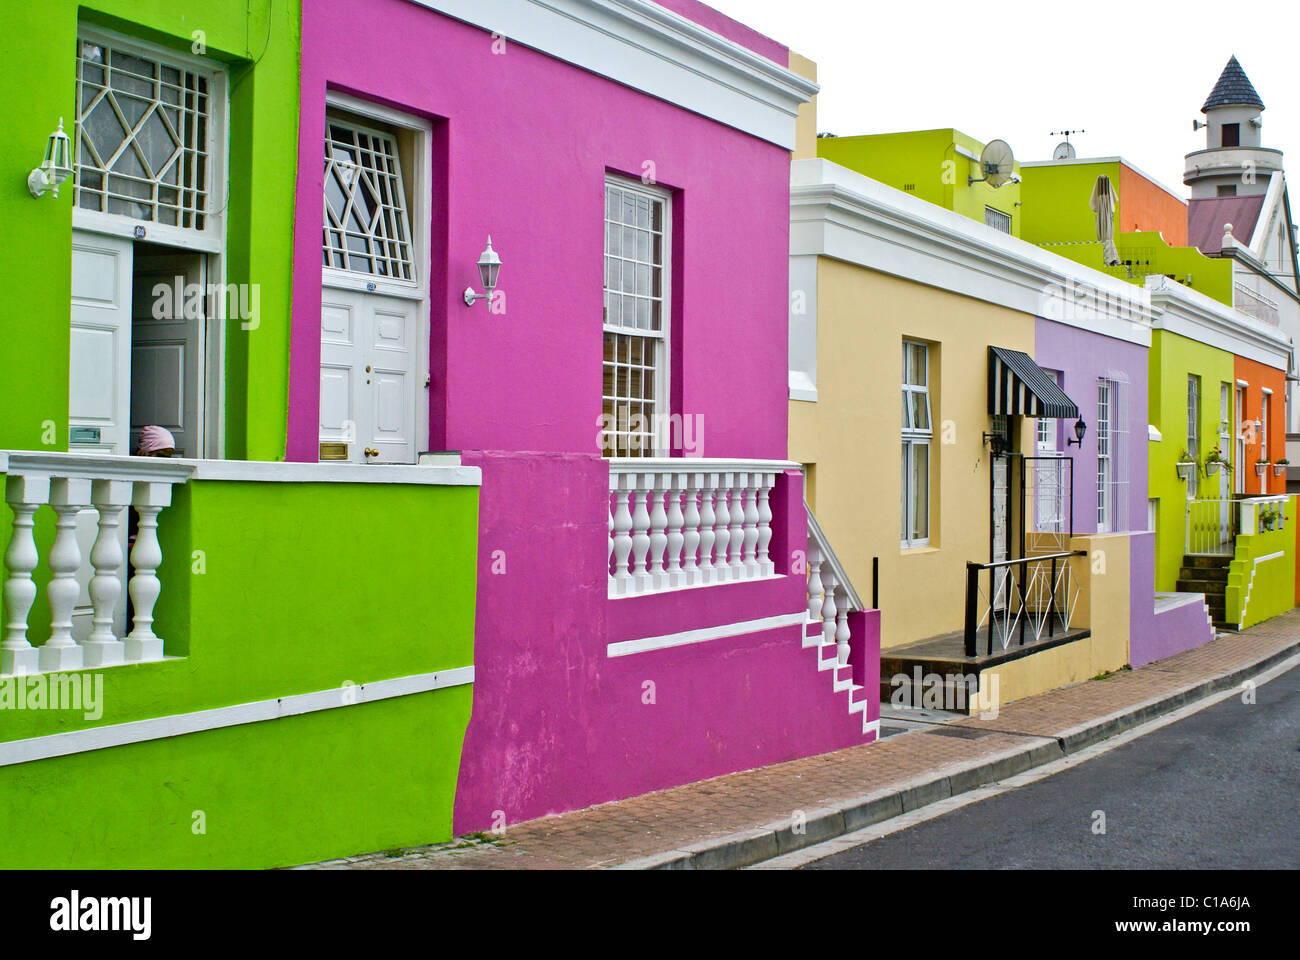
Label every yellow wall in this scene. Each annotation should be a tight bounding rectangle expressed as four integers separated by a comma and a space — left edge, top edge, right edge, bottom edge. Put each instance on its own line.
978, 533, 1132, 706
789, 259, 1035, 648
789, 52, 817, 161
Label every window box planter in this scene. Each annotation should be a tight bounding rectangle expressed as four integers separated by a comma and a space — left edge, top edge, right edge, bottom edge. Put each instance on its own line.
1255, 461, 1270, 477
1274, 462, 1289, 477
1175, 461, 1196, 481
1205, 460, 1222, 476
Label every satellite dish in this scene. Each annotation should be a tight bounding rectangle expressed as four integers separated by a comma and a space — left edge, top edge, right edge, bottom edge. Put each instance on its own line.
976, 139, 1016, 188
1053, 140, 1076, 160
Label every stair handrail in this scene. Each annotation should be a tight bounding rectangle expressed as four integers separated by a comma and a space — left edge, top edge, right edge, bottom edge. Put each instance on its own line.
805, 501, 864, 612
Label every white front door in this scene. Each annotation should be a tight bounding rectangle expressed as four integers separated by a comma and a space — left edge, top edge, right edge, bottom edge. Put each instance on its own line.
131, 250, 204, 457
69, 230, 134, 640
70, 230, 133, 455
319, 286, 418, 464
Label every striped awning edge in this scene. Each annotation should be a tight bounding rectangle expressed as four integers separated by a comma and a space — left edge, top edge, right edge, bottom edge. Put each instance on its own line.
988, 346, 1079, 419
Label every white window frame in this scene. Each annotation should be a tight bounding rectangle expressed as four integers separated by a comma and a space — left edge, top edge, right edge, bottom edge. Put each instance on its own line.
72, 26, 228, 255
1097, 379, 1114, 532
72, 25, 231, 459
320, 91, 433, 458
902, 340, 932, 548
602, 175, 672, 458
984, 206, 1012, 234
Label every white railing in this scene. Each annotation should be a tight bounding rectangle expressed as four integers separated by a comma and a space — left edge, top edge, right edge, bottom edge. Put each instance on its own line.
607, 459, 793, 597
1239, 495, 1288, 535
1, 452, 193, 676
805, 505, 864, 666
1185, 497, 1239, 556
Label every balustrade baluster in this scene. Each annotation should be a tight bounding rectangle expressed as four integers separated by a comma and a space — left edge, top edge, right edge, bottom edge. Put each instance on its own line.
611, 476, 634, 596
806, 544, 824, 623
125, 482, 171, 663
699, 478, 718, 584
682, 474, 702, 587
820, 565, 839, 650
741, 473, 760, 577
40, 477, 91, 672
835, 591, 851, 666
756, 474, 774, 576
727, 475, 745, 578
630, 475, 652, 593
648, 475, 669, 589
85, 479, 132, 666
665, 474, 685, 589
712, 474, 731, 583
2, 474, 49, 676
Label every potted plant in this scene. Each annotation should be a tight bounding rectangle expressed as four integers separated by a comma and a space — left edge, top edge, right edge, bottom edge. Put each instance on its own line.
1255, 458, 1270, 477
1273, 458, 1289, 478
1175, 449, 1196, 481
1204, 446, 1231, 477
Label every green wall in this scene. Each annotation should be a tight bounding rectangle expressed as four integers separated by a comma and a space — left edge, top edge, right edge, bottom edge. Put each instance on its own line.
1020, 159, 1121, 246
0, 1, 300, 459
816, 129, 1022, 235
1226, 497, 1297, 629
0, 477, 480, 867
1148, 330, 1237, 591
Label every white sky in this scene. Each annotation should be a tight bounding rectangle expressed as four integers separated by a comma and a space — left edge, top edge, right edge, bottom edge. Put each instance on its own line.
704, 0, 1297, 198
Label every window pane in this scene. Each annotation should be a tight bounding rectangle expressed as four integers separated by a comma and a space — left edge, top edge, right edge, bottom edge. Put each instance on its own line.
911, 442, 929, 540
901, 442, 910, 541
911, 392, 930, 432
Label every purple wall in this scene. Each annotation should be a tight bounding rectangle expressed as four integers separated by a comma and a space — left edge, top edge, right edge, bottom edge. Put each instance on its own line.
1034, 319, 1215, 667
294, 0, 875, 833
1033, 319, 1149, 535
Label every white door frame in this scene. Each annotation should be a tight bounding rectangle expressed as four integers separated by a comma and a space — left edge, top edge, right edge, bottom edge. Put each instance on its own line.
320, 91, 432, 462
71, 24, 230, 459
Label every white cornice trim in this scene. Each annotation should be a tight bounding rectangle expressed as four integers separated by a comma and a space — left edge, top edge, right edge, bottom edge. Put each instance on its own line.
0, 668, 474, 768
1145, 275, 1292, 369
407, 0, 816, 148
790, 159, 1153, 345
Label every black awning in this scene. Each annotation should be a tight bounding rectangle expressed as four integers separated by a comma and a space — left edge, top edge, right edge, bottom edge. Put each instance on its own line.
988, 346, 1079, 419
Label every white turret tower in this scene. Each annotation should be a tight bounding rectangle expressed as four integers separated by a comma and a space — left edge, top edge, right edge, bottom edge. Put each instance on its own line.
1184, 56, 1279, 199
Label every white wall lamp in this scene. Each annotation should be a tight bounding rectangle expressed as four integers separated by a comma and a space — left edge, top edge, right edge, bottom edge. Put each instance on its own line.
463, 236, 502, 307
28, 118, 73, 199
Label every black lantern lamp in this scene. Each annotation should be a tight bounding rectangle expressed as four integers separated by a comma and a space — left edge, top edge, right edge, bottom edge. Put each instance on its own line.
1066, 417, 1087, 447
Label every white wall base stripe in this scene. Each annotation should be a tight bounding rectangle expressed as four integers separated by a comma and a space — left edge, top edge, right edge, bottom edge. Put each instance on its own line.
607, 612, 806, 657
0, 666, 474, 768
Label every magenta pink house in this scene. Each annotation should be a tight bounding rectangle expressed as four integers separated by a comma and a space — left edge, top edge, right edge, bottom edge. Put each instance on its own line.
289, 0, 878, 833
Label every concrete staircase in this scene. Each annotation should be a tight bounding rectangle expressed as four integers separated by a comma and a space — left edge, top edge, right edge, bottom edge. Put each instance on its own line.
802, 617, 874, 733
1176, 554, 1233, 630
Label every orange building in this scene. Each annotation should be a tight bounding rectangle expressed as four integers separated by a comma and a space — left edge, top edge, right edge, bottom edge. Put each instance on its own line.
1233, 354, 1288, 495
1119, 162, 1188, 246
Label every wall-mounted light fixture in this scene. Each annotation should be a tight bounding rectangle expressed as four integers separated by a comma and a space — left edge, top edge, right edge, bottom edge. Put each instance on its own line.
28, 118, 73, 199
1066, 417, 1087, 447
463, 236, 502, 307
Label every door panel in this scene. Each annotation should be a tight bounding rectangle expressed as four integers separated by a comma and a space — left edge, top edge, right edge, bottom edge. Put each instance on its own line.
70, 232, 132, 455
319, 287, 417, 463
131, 252, 203, 457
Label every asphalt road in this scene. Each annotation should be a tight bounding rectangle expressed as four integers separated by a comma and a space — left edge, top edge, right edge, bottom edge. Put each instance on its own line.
804, 661, 1300, 869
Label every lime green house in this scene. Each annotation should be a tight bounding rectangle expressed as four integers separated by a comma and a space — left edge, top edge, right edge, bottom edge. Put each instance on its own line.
0, 1, 481, 867
816, 129, 1022, 236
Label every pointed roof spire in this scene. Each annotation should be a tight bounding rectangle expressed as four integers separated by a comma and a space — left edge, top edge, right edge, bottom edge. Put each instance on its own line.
1201, 55, 1264, 112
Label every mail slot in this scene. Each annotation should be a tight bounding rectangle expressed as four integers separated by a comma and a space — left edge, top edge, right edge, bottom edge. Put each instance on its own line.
70, 426, 101, 445
319, 442, 348, 461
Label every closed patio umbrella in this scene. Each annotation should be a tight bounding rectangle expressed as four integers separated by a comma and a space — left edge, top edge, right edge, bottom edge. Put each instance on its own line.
1090, 174, 1120, 266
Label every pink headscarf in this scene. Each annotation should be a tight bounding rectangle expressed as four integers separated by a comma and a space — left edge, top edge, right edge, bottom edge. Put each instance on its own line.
137, 425, 176, 455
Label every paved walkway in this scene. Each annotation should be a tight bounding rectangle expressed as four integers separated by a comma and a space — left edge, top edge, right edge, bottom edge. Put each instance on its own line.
303, 612, 1300, 870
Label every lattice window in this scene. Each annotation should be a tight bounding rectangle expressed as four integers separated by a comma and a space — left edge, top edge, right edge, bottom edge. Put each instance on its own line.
322, 116, 414, 279
602, 178, 670, 457
74, 37, 213, 228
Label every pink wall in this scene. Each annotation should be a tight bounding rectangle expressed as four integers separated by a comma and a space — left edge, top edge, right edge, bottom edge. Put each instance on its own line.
289, 0, 793, 461
651, 0, 789, 63
292, 1, 874, 832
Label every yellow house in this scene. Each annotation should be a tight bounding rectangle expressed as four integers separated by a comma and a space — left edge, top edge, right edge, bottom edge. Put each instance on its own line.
788, 57, 1157, 711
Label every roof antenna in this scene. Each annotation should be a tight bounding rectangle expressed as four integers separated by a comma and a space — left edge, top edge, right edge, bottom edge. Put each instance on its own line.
1050, 128, 1085, 160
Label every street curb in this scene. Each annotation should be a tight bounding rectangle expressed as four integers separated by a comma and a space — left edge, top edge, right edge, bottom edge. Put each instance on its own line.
615, 637, 1300, 870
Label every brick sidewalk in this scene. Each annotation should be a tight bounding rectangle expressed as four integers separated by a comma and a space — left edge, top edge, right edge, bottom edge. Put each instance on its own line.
304, 612, 1300, 870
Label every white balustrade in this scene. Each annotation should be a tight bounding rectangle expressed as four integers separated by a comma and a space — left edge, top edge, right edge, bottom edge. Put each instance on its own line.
607, 460, 790, 598
804, 503, 865, 668
0, 452, 192, 677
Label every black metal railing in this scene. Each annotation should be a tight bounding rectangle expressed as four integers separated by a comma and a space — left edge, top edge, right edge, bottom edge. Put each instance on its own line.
963, 551, 1087, 657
